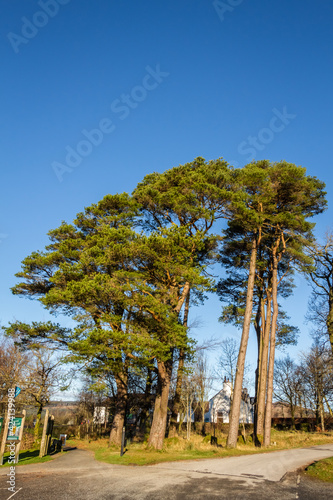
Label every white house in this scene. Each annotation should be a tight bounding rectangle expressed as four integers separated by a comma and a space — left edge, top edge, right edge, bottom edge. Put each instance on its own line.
204, 378, 254, 424
177, 409, 195, 423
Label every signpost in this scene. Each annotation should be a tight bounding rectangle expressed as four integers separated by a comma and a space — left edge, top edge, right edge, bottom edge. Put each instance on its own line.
211, 408, 218, 446
0, 410, 26, 465
120, 427, 126, 456
7, 417, 23, 441
14, 410, 26, 463
93, 407, 106, 424
0, 387, 25, 464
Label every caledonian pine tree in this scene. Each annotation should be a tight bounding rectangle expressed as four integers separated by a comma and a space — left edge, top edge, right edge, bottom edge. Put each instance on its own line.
225, 160, 326, 448
133, 157, 234, 448
9, 194, 188, 446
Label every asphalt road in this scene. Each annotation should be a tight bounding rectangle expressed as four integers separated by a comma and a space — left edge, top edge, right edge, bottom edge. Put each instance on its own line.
1, 444, 333, 500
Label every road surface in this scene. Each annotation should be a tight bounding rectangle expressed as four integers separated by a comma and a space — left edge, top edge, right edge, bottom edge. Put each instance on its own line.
1, 444, 333, 499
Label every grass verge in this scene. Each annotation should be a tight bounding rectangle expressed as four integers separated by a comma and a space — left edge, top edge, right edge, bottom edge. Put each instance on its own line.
305, 457, 333, 483
67, 429, 333, 466
1, 448, 66, 467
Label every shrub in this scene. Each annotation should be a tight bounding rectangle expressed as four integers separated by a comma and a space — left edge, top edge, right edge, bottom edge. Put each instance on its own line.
164, 437, 180, 447
186, 442, 194, 451
203, 434, 212, 443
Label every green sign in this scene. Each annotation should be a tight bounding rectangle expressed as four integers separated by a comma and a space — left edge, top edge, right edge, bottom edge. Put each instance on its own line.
7, 418, 22, 441
0, 417, 3, 434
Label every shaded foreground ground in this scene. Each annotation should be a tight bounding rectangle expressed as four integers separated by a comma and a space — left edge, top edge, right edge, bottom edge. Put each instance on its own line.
1, 444, 333, 499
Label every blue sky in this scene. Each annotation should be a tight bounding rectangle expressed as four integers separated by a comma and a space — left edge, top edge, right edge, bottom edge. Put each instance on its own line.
1, 0, 333, 395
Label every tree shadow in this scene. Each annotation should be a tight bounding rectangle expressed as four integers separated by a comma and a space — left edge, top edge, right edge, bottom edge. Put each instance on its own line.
2, 445, 77, 465
3, 449, 40, 465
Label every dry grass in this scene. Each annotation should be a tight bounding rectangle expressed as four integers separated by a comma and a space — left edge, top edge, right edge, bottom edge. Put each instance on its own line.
67, 429, 333, 466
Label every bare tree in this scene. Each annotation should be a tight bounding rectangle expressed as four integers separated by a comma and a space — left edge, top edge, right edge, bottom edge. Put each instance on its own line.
25, 349, 65, 442
217, 337, 238, 390
299, 344, 333, 431
306, 232, 333, 354
274, 356, 303, 429
0, 338, 29, 412
215, 337, 252, 393
179, 371, 198, 439
193, 351, 212, 424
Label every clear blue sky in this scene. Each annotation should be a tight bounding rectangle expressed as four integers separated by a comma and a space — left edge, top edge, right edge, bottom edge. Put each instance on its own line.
1, 0, 333, 394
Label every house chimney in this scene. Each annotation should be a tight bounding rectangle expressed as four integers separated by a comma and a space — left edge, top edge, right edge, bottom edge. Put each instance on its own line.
223, 378, 232, 397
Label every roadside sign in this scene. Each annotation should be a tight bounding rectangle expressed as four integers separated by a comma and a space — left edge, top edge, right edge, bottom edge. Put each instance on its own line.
14, 387, 21, 398
7, 417, 23, 441
93, 407, 106, 424
60, 434, 67, 446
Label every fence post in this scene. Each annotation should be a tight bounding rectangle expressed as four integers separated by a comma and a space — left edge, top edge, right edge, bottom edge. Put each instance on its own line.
39, 409, 49, 457
14, 409, 26, 464
0, 411, 10, 465
45, 415, 54, 454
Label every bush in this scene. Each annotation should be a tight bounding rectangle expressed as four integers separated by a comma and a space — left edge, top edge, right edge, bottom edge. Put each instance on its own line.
164, 437, 180, 447
237, 434, 246, 444
186, 442, 194, 451
203, 434, 212, 443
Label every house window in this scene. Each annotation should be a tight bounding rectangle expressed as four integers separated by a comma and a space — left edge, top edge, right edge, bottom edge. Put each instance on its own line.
217, 411, 224, 423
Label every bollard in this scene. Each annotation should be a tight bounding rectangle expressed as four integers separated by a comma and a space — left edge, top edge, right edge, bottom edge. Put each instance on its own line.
120, 427, 125, 456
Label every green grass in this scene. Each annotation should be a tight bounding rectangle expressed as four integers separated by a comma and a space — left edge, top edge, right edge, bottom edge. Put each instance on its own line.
67, 429, 333, 466
94, 445, 257, 466
305, 457, 333, 483
1, 448, 66, 467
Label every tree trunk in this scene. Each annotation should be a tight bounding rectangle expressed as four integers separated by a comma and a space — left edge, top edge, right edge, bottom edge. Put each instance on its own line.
318, 376, 325, 432
253, 300, 262, 445
139, 368, 153, 435
319, 394, 325, 432
34, 404, 43, 443
324, 394, 333, 417
109, 371, 128, 446
227, 235, 257, 448
263, 244, 279, 447
290, 404, 295, 430
256, 295, 272, 442
169, 290, 190, 436
168, 350, 184, 437
148, 358, 172, 449
327, 290, 333, 355
186, 393, 190, 440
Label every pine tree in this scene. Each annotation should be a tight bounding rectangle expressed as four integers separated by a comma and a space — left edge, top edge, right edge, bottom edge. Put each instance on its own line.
224, 160, 326, 448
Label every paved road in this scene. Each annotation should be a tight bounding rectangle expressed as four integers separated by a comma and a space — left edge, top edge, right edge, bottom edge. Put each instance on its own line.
0, 444, 333, 499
